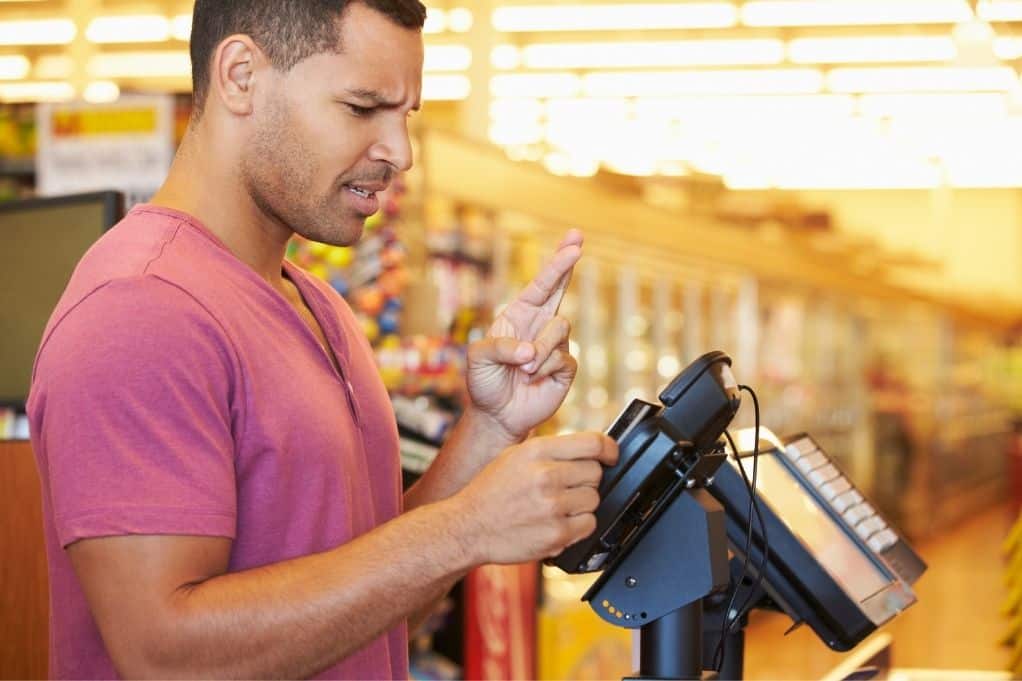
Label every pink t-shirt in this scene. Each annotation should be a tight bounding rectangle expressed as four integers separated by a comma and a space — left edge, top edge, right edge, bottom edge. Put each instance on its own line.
27, 205, 407, 679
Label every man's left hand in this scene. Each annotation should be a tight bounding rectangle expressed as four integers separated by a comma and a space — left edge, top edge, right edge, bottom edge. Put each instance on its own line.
466, 230, 583, 443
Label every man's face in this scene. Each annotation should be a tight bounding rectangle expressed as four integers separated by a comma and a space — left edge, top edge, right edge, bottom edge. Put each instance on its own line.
242, 3, 423, 246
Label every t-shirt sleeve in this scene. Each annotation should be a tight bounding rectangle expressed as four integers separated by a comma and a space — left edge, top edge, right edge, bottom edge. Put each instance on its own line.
30, 276, 239, 548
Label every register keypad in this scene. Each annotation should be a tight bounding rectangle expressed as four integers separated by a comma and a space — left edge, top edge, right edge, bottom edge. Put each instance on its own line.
782, 439, 894, 550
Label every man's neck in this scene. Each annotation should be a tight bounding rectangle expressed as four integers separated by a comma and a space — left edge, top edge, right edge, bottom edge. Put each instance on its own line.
150, 126, 291, 289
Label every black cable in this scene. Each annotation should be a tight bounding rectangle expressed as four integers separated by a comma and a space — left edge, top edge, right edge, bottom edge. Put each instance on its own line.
711, 429, 755, 671
728, 385, 769, 635
712, 386, 768, 671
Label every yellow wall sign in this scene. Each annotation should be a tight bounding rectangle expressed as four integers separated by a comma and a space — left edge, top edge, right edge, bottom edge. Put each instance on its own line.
51, 107, 159, 138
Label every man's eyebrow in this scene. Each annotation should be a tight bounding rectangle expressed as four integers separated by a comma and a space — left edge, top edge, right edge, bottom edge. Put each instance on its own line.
344, 87, 419, 111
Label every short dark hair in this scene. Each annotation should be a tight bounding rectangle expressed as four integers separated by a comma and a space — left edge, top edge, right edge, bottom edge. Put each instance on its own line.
190, 0, 426, 114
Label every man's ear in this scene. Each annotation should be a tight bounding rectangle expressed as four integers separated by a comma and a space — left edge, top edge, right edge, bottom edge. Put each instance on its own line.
211, 34, 263, 116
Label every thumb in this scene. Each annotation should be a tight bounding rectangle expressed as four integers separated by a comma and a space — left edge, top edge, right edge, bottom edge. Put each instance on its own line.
469, 337, 535, 368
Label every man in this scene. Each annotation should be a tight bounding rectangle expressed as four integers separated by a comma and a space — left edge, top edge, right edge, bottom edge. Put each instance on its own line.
28, 1, 617, 678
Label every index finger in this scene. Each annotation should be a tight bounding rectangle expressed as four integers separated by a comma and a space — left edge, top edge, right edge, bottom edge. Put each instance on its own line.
516, 232, 584, 312
533, 432, 618, 467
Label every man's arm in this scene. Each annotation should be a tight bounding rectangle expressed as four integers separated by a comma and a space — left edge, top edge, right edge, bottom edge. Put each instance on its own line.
69, 433, 616, 680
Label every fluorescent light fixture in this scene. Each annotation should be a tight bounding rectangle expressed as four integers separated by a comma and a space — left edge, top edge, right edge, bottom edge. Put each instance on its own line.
84, 81, 120, 103
858, 92, 1008, 117
0, 19, 75, 45
518, 39, 784, 69
87, 15, 171, 43
0, 81, 74, 102
0, 55, 30, 80
424, 45, 471, 71
491, 73, 582, 97
994, 36, 1022, 59
492, 3, 738, 32
447, 8, 473, 32
742, 0, 973, 27
489, 97, 544, 121
631, 94, 856, 120
978, 1, 1022, 21
89, 51, 191, 78
424, 8, 446, 34
583, 68, 824, 96
171, 14, 192, 41
828, 66, 1018, 93
489, 119, 545, 145
789, 36, 957, 64
491, 45, 521, 70
422, 74, 470, 100
547, 97, 630, 120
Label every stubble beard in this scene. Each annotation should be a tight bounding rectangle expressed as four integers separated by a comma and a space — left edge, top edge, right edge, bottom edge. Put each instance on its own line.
241, 98, 361, 248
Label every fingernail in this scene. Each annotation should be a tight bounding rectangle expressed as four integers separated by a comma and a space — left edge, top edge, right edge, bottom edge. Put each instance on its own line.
522, 361, 536, 373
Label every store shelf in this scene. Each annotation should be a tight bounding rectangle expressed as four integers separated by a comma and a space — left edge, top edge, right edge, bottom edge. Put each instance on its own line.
417, 127, 1021, 331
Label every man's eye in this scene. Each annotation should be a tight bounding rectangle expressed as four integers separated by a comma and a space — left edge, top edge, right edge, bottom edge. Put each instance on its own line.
346, 103, 374, 117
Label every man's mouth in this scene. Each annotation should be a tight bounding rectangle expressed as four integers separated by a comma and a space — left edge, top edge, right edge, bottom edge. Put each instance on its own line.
345, 185, 374, 198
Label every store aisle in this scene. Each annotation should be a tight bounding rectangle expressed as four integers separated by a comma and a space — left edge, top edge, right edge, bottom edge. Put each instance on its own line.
743, 504, 1013, 680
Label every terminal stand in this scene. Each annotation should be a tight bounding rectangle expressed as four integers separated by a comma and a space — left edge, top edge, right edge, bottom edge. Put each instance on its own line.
583, 488, 732, 680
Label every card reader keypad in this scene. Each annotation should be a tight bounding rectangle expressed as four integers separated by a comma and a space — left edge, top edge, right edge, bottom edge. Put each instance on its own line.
784, 441, 897, 553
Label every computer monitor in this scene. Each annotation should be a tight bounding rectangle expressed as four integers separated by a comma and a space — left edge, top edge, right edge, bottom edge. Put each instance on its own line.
0, 191, 124, 409
708, 427, 926, 651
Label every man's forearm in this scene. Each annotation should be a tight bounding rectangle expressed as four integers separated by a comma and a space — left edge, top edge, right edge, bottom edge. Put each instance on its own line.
401, 407, 520, 635
404, 406, 520, 513
131, 500, 475, 679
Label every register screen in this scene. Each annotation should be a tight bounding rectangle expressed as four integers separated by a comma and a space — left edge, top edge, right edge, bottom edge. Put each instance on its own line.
736, 453, 891, 604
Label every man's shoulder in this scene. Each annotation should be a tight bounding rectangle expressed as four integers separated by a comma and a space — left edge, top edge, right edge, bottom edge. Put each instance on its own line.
39, 274, 229, 364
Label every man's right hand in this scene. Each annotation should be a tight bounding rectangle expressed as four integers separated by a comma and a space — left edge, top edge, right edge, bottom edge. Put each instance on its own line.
451, 432, 619, 565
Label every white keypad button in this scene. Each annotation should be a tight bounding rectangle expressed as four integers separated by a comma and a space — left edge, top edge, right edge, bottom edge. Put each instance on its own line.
821, 477, 852, 501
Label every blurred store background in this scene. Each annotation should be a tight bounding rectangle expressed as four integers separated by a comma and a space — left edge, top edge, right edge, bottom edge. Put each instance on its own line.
3, 1, 1022, 679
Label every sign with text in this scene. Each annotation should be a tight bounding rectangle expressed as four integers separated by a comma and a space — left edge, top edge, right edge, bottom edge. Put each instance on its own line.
36, 95, 174, 203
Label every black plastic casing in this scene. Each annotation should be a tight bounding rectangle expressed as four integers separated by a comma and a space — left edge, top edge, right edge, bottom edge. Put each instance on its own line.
549, 352, 741, 574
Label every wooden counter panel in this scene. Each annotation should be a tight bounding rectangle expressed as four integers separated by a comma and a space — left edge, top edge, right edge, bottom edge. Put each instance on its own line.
0, 440, 48, 680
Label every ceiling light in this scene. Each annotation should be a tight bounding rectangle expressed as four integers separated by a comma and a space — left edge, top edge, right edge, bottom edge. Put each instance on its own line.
89, 51, 191, 78
491, 45, 521, 70
491, 73, 582, 97
0, 81, 74, 102
423, 74, 470, 100
447, 8, 473, 32
978, 1, 1022, 21
631, 94, 856, 120
87, 15, 171, 43
547, 97, 629, 120
994, 36, 1022, 59
583, 69, 824, 97
0, 55, 30, 80
858, 92, 1008, 117
424, 8, 446, 34
84, 81, 120, 104
171, 14, 191, 41
828, 66, 1017, 93
492, 3, 738, 32
519, 39, 784, 69
742, 0, 973, 27
489, 97, 544, 121
424, 45, 471, 71
489, 120, 545, 145
0, 19, 75, 45
789, 36, 957, 64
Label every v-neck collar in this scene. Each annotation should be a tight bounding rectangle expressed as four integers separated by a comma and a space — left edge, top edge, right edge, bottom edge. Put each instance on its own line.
282, 261, 351, 382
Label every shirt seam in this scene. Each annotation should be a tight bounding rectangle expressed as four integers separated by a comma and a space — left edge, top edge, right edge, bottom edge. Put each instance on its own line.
57, 506, 236, 522
31, 219, 183, 379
